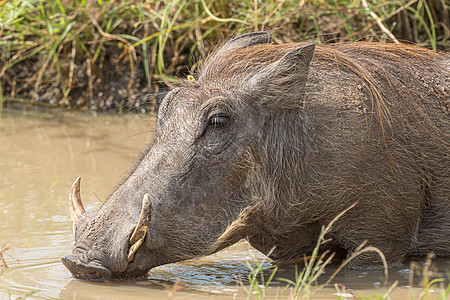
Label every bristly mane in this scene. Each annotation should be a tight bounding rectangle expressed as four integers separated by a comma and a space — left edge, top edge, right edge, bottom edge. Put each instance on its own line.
197, 42, 444, 84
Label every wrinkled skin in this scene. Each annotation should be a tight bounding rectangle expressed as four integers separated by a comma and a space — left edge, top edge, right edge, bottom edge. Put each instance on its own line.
62, 32, 450, 280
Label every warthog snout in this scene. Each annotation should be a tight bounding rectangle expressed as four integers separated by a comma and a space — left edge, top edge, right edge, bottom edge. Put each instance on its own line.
65, 177, 157, 280
61, 255, 111, 281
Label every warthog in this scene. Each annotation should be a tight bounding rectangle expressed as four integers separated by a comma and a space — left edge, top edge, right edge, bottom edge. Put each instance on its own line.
62, 32, 450, 281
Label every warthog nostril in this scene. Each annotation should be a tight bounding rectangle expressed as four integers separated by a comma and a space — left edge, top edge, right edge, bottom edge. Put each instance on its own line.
84, 271, 103, 281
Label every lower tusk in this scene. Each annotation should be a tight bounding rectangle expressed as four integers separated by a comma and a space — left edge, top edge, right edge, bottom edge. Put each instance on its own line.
129, 194, 151, 244
128, 238, 144, 262
127, 194, 152, 262
129, 224, 148, 246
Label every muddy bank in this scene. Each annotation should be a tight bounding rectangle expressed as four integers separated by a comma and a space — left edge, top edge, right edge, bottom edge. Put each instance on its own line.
1, 45, 165, 113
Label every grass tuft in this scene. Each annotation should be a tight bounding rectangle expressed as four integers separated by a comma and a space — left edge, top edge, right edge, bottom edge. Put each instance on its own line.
239, 203, 449, 299
1, 0, 448, 111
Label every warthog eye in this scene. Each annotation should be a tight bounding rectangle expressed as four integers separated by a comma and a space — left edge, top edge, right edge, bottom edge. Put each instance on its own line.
208, 114, 229, 129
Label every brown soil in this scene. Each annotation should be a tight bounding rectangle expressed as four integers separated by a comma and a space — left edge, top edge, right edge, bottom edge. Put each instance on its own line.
2, 45, 170, 113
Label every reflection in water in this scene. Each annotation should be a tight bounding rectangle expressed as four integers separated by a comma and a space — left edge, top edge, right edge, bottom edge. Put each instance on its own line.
0, 108, 448, 299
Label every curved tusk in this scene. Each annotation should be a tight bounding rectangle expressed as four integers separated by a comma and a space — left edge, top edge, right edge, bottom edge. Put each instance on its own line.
69, 176, 86, 224
128, 194, 152, 262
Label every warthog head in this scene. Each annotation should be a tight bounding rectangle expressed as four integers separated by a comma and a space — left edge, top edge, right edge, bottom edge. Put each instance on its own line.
62, 32, 315, 280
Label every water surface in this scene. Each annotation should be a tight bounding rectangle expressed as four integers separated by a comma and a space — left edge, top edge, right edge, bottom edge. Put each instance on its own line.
0, 108, 448, 299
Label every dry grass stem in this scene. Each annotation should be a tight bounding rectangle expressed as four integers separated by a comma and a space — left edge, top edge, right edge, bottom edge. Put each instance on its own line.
167, 279, 183, 300
362, 0, 400, 43
0, 244, 11, 268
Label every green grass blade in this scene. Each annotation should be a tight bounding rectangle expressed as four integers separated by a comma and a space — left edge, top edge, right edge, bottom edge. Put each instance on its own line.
42, 21, 74, 68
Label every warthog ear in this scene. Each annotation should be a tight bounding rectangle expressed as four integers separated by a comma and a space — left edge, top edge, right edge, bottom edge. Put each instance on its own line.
250, 42, 315, 111
215, 31, 271, 57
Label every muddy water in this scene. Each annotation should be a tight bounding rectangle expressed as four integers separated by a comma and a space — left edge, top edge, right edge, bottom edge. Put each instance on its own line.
0, 108, 448, 299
